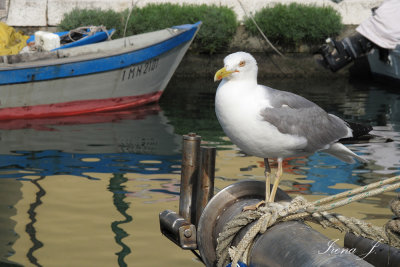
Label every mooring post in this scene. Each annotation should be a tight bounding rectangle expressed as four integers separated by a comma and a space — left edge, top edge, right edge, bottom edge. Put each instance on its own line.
159, 133, 202, 250
195, 146, 216, 226
179, 133, 201, 224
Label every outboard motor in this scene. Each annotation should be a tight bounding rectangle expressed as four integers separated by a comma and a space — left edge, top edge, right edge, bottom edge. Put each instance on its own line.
316, 0, 400, 73
317, 33, 374, 72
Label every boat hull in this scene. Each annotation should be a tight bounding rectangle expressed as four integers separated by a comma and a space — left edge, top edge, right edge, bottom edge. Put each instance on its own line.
0, 23, 200, 119
367, 46, 400, 82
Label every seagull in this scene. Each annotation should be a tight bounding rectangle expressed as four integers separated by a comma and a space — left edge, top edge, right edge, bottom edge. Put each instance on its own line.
214, 52, 367, 208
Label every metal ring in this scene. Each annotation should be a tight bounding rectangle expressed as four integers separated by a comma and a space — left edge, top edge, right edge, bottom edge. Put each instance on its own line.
197, 180, 290, 266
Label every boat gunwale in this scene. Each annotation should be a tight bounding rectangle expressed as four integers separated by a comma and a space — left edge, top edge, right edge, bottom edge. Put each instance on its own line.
0, 25, 194, 70
0, 22, 201, 85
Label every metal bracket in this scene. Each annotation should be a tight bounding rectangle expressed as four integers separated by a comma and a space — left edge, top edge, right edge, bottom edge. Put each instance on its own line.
159, 210, 197, 250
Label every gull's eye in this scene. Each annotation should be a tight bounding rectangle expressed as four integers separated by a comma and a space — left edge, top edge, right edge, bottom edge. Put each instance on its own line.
239, 60, 246, 67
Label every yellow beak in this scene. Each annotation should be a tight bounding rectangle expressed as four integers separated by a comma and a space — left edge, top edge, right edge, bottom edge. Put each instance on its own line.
214, 67, 236, 82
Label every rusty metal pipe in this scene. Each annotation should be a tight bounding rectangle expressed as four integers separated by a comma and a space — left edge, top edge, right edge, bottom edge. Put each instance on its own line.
179, 133, 201, 223
195, 146, 216, 226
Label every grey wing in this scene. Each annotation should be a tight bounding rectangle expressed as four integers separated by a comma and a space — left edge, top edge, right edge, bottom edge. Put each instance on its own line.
260, 105, 351, 153
263, 86, 317, 109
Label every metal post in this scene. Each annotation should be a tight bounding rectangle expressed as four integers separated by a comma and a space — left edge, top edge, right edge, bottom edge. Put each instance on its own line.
344, 232, 400, 266
195, 146, 216, 226
179, 133, 201, 223
247, 221, 372, 267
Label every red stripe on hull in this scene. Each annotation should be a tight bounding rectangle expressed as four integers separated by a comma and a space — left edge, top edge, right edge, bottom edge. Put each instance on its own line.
0, 91, 163, 120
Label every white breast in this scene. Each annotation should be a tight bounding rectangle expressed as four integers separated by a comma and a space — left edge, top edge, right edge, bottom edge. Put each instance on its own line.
215, 81, 307, 159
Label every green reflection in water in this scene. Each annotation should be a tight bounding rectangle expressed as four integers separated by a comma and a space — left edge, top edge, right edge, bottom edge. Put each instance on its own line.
108, 173, 133, 267
26, 177, 45, 267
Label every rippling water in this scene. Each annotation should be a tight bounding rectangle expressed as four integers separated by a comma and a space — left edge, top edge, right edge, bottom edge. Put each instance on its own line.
0, 69, 399, 266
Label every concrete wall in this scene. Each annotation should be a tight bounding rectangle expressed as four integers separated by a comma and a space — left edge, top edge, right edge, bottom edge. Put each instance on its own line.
3, 0, 384, 27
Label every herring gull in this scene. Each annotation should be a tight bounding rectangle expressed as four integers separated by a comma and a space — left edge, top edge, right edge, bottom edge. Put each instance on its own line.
214, 52, 367, 208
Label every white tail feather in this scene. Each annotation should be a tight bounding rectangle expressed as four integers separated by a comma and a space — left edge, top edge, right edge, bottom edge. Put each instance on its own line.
323, 143, 367, 164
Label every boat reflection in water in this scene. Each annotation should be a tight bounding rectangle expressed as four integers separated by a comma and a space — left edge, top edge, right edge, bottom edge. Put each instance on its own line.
0, 104, 190, 267
0, 104, 183, 178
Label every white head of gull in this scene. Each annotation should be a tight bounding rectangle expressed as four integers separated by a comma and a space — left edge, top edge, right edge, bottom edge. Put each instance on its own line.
214, 52, 366, 208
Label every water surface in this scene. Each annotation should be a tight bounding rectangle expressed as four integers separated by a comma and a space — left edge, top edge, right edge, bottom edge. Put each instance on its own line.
0, 70, 399, 266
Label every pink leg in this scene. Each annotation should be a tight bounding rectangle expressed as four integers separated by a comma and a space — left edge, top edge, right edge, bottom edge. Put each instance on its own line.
268, 158, 283, 203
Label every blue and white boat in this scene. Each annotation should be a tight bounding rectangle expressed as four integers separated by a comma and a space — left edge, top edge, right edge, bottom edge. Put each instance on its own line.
0, 22, 201, 119
26, 27, 116, 51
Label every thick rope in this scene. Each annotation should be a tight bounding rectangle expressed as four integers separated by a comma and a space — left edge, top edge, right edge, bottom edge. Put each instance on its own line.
386, 193, 400, 234
216, 176, 400, 267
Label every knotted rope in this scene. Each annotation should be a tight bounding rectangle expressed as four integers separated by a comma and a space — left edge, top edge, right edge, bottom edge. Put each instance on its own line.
216, 175, 400, 267
387, 194, 400, 234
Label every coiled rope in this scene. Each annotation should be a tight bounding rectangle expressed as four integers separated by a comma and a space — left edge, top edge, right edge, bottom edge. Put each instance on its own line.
387, 196, 400, 234
216, 175, 400, 267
